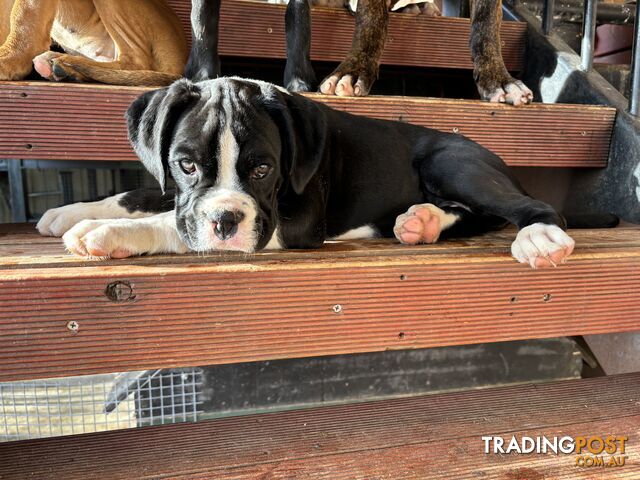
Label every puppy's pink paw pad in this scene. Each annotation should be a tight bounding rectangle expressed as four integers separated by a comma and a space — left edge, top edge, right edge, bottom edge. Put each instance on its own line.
401, 216, 425, 234
394, 204, 444, 245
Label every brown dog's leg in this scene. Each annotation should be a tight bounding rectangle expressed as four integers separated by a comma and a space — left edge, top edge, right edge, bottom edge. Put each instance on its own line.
0, 0, 58, 80
319, 0, 388, 96
470, 0, 532, 105
0, 0, 13, 44
32, 0, 187, 87
32, 52, 181, 86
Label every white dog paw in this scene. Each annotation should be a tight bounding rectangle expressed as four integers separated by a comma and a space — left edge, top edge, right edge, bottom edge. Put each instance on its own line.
63, 219, 141, 259
37, 203, 93, 237
511, 223, 575, 269
62, 212, 187, 259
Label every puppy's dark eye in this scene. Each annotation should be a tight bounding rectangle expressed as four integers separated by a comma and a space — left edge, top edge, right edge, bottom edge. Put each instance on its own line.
250, 164, 272, 180
179, 160, 197, 175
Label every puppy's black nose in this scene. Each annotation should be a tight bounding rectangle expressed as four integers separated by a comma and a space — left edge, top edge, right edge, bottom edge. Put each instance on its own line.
213, 210, 245, 240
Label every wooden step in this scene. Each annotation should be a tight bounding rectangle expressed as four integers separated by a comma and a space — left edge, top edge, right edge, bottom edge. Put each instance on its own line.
1, 225, 638, 383
0, 82, 615, 167
1, 372, 638, 479
167, 0, 527, 71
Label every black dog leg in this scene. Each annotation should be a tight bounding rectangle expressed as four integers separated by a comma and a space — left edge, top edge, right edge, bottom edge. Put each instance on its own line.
409, 139, 575, 267
185, 0, 221, 81
284, 0, 316, 92
417, 141, 565, 233
117, 188, 176, 215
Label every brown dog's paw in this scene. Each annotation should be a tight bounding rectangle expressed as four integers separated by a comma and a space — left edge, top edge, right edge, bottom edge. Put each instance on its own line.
480, 79, 533, 106
319, 60, 378, 97
33, 51, 61, 79
33, 52, 84, 82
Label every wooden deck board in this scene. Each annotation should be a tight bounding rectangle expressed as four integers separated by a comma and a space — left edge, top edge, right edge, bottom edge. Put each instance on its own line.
1, 373, 638, 479
0, 226, 638, 382
0, 81, 615, 166
167, 0, 526, 71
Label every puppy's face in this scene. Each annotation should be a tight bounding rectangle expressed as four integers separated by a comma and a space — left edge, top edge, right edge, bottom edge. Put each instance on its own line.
127, 78, 326, 253
168, 84, 284, 253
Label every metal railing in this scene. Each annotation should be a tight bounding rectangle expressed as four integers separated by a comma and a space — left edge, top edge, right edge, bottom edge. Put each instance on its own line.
541, 0, 640, 116
580, 0, 598, 72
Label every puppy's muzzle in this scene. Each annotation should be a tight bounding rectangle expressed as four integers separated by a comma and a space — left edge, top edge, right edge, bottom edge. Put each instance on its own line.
210, 210, 246, 240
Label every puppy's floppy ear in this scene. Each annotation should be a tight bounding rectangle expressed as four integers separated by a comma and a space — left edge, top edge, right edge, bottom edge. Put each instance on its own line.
265, 91, 327, 195
126, 79, 201, 191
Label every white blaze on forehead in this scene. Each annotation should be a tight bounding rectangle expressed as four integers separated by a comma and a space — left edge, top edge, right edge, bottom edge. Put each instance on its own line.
216, 124, 240, 189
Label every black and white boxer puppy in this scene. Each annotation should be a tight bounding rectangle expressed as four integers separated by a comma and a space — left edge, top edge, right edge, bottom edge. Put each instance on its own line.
37, 77, 574, 268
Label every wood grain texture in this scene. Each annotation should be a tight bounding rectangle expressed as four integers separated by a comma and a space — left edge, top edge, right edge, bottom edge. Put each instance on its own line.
1, 373, 638, 479
166, 0, 526, 70
0, 82, 615, 166
0, 226, 639, 382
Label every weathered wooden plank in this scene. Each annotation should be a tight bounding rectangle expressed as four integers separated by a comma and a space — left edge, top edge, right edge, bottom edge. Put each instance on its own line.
0, 227, 638, 382
167, 0, 526, 70
1, 373, 638, 479
0, 82, 615, 166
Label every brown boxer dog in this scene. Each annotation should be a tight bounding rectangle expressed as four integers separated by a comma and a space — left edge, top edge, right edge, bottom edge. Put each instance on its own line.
0, 0, 188, 86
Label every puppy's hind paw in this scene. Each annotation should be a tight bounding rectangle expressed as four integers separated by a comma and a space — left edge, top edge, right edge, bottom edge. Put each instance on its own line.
394, 203, 459, 245
511, 223, 575, 269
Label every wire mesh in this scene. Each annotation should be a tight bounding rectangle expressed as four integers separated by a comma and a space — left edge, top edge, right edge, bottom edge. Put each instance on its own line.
0, 368, 202, 442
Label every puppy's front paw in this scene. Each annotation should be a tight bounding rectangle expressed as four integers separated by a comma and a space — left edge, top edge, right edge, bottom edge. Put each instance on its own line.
63, 219, 138, 259
511, 223, 575, 269
37, 204, 92, 237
